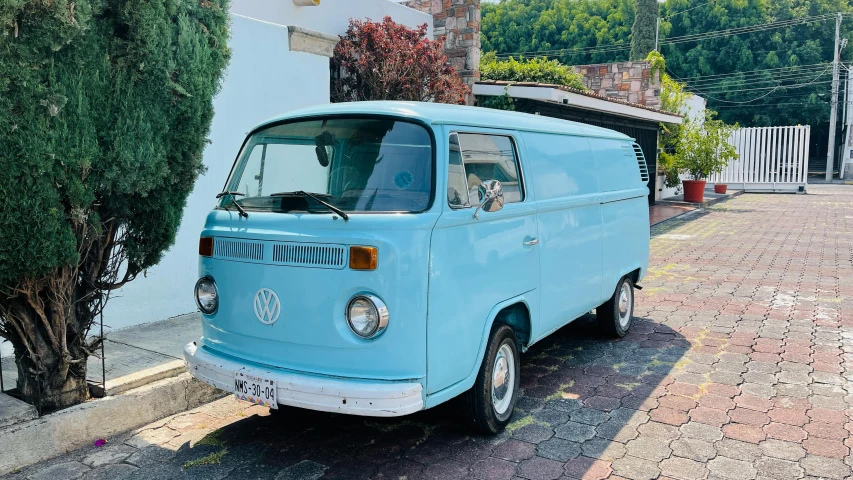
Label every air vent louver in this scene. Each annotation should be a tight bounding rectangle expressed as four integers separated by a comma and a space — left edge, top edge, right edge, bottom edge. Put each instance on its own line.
214, 238, 264, 261
624, 143, 650, 183
271, 243, 346, 269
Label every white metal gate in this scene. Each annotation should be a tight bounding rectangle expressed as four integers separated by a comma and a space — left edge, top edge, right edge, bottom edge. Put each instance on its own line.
708, 125, 811, 192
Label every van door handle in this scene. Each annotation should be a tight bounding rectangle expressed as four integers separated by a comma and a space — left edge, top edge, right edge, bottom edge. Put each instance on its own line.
524, 238, 539, 246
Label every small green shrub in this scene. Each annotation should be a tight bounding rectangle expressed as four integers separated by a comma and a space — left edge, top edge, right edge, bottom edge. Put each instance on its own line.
480, 52, 587, 90
674, 112, 739, 181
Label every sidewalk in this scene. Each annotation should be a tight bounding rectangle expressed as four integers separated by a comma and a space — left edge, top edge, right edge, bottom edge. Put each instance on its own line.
0, 313, 221, 475
649, 188, 742, 226
1, 313, 200, 401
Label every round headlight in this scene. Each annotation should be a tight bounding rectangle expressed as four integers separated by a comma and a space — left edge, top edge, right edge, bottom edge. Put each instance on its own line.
346, 294, 389, 338
195, 276, 219, 314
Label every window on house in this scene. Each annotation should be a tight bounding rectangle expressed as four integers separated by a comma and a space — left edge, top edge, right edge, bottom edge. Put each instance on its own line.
447, 132, 524, 208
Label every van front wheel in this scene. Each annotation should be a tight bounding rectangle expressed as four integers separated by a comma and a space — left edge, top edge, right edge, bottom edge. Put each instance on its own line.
597, 276, 635, 338
464, 324, 520, 434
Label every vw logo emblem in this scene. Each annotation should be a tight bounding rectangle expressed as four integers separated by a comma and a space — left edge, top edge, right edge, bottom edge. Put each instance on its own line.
253, 288, 281, 325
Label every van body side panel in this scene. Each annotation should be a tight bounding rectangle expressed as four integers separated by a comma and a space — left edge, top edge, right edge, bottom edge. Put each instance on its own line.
426, 125, 540, 396
599, 197, 650, 289
525, 132, 605, 339
591, 137, 651, 295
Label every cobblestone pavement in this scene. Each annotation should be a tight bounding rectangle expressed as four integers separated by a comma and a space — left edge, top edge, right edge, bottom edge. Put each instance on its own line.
6, 186, 852, 480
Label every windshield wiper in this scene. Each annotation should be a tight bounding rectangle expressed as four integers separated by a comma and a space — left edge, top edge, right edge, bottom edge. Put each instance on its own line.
270, 191, 349, 221
215, 191, 248, 218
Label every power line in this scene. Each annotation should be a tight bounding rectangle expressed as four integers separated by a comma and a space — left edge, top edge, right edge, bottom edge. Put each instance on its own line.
686, 70, 831, 87
675, 65, 833, 90
685, 69, 833, 88
669, 63, 834, 103
494, 44, 631, 56
662, 0, 717, 20
676, 62, 830, 81
661, 13, 847, 45
714, 101, 840, 108
687, 80, 832, 94
494, 44, 630, 58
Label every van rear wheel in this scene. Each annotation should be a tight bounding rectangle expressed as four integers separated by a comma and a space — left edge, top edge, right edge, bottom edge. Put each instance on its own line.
463, 324, 520, 434
597, 276, 635, 338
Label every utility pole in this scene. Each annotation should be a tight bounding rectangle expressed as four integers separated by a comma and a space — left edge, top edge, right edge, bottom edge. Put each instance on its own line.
825, 13, 842, 182
841, 66, 853, 179
655, 17, 661, 52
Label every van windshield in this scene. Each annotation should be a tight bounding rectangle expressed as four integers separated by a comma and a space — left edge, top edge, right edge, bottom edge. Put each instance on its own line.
222, 117, 433, 213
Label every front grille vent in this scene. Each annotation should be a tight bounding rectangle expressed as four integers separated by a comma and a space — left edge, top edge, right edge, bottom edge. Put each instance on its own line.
214, 238, 264, 261
271, 243, 347, 269
624, 143, 650, 183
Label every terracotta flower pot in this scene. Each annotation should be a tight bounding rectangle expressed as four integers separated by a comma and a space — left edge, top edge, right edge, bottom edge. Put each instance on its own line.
714, 184, 727, 194
682, 180, 706, 203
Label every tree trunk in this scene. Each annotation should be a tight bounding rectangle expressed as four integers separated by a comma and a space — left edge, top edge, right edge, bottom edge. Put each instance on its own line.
3, 269, 94, 412
16, 351, 89, 413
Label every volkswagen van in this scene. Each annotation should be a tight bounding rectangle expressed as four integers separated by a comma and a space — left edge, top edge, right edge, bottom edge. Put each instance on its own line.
185, 101, 650, 432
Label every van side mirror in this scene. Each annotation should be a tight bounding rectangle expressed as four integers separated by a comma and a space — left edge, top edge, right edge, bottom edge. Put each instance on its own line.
473, 180, 504, 220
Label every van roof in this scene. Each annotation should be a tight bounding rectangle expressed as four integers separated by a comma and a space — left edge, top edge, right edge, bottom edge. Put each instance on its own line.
253, 101, 632, 141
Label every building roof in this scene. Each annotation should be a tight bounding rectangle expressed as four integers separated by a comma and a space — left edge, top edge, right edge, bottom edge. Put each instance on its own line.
474, 81, 683, 125
253, 101, 631, 141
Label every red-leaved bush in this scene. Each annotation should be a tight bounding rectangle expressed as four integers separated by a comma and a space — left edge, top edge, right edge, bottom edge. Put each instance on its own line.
331, 17, 469, 104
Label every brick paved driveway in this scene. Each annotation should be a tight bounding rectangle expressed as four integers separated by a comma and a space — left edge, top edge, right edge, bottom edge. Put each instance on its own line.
8, 186, 852, 480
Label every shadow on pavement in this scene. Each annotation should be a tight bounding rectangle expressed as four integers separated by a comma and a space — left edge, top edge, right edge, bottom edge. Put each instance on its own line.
121, 315, 689, 480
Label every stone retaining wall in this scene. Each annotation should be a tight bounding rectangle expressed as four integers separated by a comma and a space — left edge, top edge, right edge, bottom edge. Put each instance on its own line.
402, 0, 481, 104
572, 61, 661, 109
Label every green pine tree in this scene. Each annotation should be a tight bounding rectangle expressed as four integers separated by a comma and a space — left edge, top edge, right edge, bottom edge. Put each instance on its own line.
0, 0, 230, 410
631, 0, 658, 60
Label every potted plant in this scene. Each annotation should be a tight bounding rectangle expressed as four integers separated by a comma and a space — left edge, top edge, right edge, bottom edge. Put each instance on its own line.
714, 183, 727, 194
673, 112, 738, 203
657, 150, 683, 197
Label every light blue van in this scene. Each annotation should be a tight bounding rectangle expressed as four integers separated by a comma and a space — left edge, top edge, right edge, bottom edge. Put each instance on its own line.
184, 101, 650, 432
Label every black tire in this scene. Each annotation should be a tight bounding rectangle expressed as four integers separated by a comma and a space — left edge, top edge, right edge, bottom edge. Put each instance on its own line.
597, 276, 635, 338
463, 324, 521, 434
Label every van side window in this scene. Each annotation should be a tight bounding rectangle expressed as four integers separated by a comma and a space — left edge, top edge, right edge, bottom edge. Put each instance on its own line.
448, 133, 524, 207
447, 133, 470, 207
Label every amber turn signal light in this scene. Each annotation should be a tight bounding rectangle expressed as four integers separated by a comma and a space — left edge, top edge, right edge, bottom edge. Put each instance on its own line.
349, 246, 377, 270
199, 237, 214, 257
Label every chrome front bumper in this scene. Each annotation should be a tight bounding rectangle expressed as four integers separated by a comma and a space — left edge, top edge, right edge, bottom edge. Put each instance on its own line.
184, 342, 424, 417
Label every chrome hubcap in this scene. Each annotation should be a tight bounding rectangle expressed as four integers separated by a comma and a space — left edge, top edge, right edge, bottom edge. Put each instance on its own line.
618, 282, 632, 328
492, 344, 515, 415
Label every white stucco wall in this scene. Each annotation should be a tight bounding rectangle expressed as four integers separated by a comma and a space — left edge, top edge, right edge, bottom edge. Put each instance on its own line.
683, 94, 706, 123
97, 0, 431, 333
234, 0, 432, 38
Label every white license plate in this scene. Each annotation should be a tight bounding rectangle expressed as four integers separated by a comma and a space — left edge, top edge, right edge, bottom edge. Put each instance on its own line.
233, 370, 278, 409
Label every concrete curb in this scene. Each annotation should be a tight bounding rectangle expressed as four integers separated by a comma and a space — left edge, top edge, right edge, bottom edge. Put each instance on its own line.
650, 207, 703, 227
0, 392, 37, 429
91, 359, 187, 397
657, 189, 744, 208
0, 373, 227, 474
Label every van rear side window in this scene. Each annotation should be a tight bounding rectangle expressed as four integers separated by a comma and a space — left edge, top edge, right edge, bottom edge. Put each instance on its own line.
447, 133, 524, 208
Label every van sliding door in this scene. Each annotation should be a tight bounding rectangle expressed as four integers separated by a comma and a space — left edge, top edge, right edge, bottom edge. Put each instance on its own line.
526, 133, 605, 337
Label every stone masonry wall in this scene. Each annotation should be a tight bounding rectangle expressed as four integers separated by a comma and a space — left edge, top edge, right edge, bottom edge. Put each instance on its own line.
572, 61, 661, 109
402, 0, 481, 104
